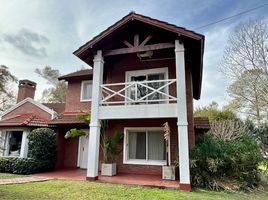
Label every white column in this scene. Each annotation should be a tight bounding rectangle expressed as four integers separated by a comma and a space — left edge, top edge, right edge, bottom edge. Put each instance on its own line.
175, 40, 191, 188
87, 50, 104, 179
20, 129, 29, 158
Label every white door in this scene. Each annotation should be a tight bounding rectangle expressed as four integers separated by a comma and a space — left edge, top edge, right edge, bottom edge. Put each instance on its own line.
79, 135, 89, 169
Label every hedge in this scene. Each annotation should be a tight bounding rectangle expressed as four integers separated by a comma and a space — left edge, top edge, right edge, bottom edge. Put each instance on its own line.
0, 157, 54, 175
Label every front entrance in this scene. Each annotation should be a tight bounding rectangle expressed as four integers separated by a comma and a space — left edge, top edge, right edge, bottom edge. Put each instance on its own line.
78, 135, 89, 169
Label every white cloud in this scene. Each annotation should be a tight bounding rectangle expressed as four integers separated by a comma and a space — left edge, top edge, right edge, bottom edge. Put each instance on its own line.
0, 0, 267, 106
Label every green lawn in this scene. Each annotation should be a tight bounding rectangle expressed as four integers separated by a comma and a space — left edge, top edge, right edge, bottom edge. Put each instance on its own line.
0, 179, 267, 200
0, 173, 23, 179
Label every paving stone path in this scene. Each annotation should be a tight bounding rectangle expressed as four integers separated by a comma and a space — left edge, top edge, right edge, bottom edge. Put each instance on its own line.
0, 176, 51, 185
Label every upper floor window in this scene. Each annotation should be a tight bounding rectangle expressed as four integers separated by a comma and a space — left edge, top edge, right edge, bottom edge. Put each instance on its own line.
81, 81, 92, 101
125, 67, 169, 104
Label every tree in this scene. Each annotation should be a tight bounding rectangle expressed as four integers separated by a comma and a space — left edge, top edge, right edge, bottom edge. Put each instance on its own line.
228, 69, 268, 124
0, 65, 17, 111
35, 66, 67, 103
244, 120, 268, 156
221, 18, 268, 124
194, 101, 239, 122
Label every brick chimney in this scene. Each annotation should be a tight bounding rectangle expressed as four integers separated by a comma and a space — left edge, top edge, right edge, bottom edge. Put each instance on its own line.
17, 80, 37, 103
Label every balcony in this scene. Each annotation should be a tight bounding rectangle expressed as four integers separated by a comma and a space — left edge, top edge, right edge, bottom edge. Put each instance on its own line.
98, 79, 178, 119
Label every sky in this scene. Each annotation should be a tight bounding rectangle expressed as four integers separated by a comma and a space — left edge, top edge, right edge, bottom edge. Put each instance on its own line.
1, 0, 268, 108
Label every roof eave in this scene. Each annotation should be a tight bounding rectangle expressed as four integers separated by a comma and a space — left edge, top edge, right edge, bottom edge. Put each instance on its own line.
73, 12, 205, 58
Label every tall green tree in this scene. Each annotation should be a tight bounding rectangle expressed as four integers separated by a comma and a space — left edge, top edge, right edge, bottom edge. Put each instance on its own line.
0, 65, 17, 111
194, 101, 239, 122
35, 66, 67, 103
220, 18, 268, 124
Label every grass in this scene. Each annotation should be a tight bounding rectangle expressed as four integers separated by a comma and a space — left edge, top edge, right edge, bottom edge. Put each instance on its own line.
0, 179, 268, 200
0, 173, 23, 179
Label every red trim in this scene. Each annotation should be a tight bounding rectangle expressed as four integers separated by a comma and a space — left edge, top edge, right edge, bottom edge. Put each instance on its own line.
180, 183, 191, 191
86, 176, 98, 181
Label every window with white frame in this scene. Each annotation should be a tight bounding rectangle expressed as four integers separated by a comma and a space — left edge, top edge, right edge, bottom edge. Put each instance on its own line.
81, 81, 92, 101
125, 68, 168, 104
5, 131, 23, 157
124, 128, 166, 165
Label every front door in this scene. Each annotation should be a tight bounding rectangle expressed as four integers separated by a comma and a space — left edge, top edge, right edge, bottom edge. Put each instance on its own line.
79, 135, 88, 169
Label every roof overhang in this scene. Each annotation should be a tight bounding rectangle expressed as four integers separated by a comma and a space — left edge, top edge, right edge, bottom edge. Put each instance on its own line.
73, 12, 204, 99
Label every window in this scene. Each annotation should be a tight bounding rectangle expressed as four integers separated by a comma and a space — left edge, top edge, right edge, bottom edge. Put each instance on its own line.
124, 128, 166, 165
81, 81, 92, 101
126, 68, 168, 104
6, 131, 23, 157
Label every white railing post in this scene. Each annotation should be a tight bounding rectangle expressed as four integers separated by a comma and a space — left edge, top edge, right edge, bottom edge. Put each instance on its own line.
175, 40, 191, 190
135, 82, 138, 102
87, 50, 104, 180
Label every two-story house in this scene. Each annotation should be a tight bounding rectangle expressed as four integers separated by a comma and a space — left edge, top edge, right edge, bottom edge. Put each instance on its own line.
70, 12, 205, 190
0, 12, 209, 191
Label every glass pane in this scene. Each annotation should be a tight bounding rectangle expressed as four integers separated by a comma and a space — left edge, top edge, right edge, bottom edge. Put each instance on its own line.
128, 131, 146, 159
148, 131, 166, 160
82, 82, 92, 100
148, 74, 165, 102
132, 76, 147, 100
8, 131, 23, 156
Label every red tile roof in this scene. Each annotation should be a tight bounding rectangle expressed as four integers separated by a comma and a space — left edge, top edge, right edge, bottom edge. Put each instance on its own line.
0, 114, 51, 127
43, 103, 65, 114
58, 69, 93, 81
194, 117, 210, 129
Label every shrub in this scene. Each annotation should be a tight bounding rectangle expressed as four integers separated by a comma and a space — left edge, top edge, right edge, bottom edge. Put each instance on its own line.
187, 134, 263, 191
0, 157, 54, 175
28, 128, 56, 162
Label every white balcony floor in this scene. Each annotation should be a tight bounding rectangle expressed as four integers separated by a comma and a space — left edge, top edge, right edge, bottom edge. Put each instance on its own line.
99, 103, 177, 119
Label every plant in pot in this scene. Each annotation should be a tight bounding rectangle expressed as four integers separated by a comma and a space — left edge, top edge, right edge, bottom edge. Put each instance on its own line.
162, 122, 176, 180
101, 129, 123, 176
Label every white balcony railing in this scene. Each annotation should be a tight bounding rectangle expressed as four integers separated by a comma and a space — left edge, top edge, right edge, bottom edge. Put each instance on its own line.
100, 79, 177, 105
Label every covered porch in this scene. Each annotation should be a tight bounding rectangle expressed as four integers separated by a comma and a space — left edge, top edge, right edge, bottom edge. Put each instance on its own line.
34, 168, 180, 189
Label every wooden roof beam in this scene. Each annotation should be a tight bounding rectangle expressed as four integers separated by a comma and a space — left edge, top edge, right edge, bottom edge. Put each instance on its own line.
103, 42, 175, 56
140, 34, 153, 46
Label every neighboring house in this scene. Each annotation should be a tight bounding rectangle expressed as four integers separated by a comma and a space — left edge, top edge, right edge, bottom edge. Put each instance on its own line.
0, 12, 210, 191
0, 80, 64, 158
